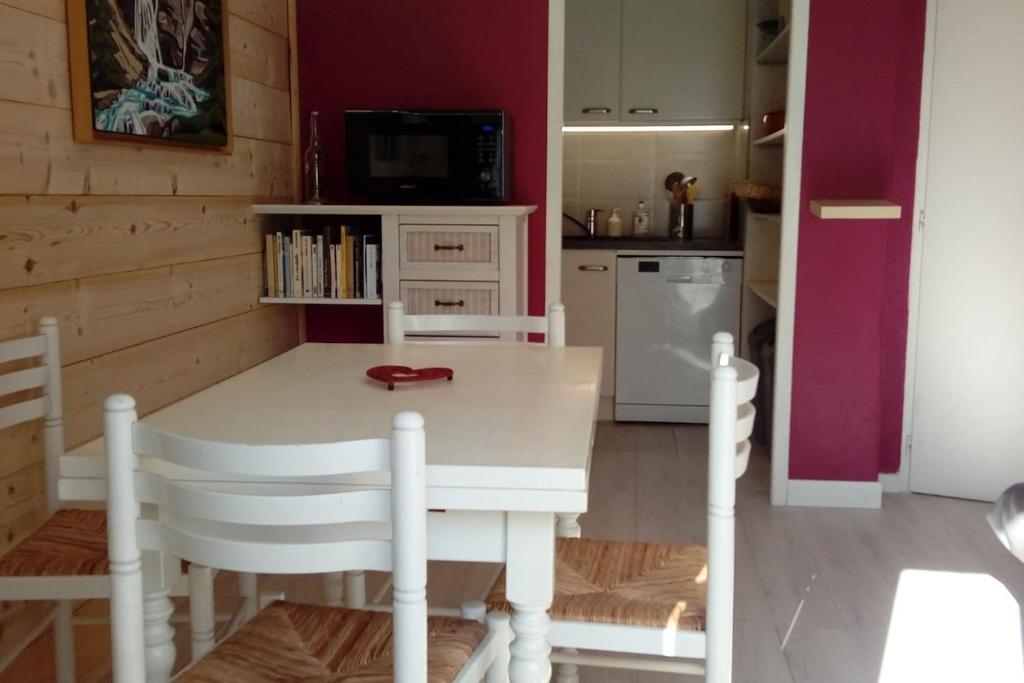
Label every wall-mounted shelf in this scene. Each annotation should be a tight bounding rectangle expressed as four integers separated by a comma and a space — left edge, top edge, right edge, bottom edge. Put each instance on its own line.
809, 200, 902, 220
747, 281, 778, 308
259, 297, 382, 306
756, 25, 790, 65
752, 128, 785, 147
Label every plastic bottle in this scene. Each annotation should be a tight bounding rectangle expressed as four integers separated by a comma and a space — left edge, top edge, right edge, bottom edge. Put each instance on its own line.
607, 208, 622, 237
633, 201, 650, 236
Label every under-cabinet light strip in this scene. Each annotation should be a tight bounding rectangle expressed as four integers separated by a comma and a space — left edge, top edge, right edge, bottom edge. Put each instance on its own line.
562, 124, 736, 133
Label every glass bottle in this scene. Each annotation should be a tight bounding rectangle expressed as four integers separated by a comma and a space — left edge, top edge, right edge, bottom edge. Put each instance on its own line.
303, 111, 326, 204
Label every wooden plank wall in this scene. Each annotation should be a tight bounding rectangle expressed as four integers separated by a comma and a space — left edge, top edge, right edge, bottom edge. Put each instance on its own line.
0, 0, 299, 657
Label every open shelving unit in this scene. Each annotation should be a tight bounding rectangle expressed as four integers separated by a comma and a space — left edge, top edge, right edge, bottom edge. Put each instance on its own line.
755, 24, 790, 65
258, 297, 382, 306
747, 281, 779, 308
752, 127, 786, 147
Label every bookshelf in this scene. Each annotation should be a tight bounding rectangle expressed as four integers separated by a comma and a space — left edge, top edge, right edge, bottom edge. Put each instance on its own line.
253, 204, 537, 342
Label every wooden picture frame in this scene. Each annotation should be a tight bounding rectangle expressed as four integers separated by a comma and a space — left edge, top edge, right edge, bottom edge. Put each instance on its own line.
66, 0, 233, 152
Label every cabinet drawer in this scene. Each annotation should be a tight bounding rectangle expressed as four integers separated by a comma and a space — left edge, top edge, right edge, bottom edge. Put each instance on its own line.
400, 280, 499, 315
399, 225, 499, 271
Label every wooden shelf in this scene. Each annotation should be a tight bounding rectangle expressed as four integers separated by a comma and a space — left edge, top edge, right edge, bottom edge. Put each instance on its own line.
747, 281, 778, 308
756, 25, 790, 65
752, 128, 785, 147
809, 200, 902, 220
259, 297, 382, 306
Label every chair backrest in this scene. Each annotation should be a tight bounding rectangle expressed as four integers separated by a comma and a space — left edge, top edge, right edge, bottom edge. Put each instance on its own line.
387, 301, 566, 346
705, 331, 759, 683
104, 395, 429, 682
0, 317, 63, 513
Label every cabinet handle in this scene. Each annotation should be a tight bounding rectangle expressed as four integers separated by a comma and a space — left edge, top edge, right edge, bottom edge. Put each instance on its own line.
581, 107, 612, 114
434, 299, 465, 308
434, 244, 465, 251
628, 107, 659, 114
578, 265, 609, 272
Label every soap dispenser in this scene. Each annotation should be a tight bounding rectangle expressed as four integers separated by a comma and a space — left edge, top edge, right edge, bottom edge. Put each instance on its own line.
607, 208, 623, 237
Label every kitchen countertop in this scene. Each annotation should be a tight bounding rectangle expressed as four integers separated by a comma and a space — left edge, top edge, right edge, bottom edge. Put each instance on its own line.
562, 235, 744, 254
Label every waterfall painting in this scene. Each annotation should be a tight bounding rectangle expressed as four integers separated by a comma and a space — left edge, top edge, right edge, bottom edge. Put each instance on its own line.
67, 0, 231, 149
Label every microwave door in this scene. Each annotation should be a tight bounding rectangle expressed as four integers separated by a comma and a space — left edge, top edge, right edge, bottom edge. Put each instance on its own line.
366, 118, 456, 202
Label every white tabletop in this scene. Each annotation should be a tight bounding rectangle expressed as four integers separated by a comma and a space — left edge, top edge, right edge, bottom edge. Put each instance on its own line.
64, 343, 602, 505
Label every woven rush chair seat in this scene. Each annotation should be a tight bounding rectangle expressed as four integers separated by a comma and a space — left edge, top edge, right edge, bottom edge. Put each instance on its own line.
176, 601, 486, 682
487, 537, 709, 631
0, 508, 109, 577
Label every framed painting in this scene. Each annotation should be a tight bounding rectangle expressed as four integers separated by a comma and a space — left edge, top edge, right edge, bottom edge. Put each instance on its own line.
67, 0, 232, 151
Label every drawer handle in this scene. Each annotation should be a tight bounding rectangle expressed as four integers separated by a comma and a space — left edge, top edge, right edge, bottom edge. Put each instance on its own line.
434, 299, 465, 308
581, 107, 612, 114
578, 265, 609, 272
434, 244, 465, 251
628, 107, 659, 114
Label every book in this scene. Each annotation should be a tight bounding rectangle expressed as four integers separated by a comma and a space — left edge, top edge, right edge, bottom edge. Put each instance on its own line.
320, 227, 331, 298
275, 232, 285, 297
344, 233, 355, 299
264, 234, 275, 297
302, 234, 313, 297
329, 245, 338, 298
291, 229, 301, 297
365, 243, 379, 299
352, 235, 363, 299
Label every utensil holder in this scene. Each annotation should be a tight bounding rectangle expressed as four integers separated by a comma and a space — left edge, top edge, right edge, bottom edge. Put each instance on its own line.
670, 202, 694, 240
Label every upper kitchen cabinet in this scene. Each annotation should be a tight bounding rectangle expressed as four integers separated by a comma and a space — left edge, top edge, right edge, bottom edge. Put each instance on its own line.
621, 0, 747, 121
566, 0, 748, 124
565, 0, 622, 123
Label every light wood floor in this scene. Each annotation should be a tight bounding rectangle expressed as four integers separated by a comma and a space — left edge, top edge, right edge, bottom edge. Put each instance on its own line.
3, 422, 1023, 682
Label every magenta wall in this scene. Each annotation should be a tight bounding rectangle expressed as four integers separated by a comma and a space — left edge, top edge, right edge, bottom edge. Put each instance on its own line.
295, 0, 550, 336
789, 0, 926, 481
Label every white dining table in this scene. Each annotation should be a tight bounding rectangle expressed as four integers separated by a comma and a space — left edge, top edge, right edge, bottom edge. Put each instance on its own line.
60, 342, 602, 683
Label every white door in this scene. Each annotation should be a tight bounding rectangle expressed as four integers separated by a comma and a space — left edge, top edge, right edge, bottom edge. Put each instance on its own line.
909, 0, 1024, 500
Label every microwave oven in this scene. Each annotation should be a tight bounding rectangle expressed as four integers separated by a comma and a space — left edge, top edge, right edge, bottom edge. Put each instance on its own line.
345, 110, 509, 203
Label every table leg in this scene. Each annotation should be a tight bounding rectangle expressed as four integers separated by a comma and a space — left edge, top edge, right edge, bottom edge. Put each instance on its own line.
506, 511, 555, 683
556, 513, 582, 538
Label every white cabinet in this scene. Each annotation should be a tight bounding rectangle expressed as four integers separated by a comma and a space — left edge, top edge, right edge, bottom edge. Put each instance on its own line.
565, 0, 748, 124
562, 250, 617, 416
621, 0, 747, 121
564, 0, 622, 123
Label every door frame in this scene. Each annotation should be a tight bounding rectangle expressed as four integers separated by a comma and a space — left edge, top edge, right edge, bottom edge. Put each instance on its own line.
546, 0, 810, 506
893, 0, 940, 493
769, 0, 810, 506
546, 1, 566, 308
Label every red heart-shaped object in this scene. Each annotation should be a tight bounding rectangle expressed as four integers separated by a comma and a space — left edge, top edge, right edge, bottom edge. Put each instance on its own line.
366, 365, 454, 390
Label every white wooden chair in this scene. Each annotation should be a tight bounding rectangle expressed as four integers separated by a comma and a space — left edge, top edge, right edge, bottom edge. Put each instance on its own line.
387, 301, 566, 346
103, 396, 512, 682
484, 331, 759, 682
0, 318, 259, 682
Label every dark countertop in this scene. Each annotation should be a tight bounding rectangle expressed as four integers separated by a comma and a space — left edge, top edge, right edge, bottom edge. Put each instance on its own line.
563, 235, 744, 253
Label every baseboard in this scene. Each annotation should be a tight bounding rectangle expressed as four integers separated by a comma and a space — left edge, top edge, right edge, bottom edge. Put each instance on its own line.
879, 470, 909, 493
787, 479, 883, 509
597, 396, 613, 422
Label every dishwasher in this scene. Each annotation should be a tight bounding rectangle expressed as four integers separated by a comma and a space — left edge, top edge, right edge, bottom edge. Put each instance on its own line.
615, 256, 742, 423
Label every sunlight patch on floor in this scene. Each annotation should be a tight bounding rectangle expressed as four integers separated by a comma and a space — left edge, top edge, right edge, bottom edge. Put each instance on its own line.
878, 569, 1023, 683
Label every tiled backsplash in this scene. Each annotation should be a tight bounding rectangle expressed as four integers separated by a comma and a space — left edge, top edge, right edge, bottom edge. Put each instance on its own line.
562, 129, 748, 238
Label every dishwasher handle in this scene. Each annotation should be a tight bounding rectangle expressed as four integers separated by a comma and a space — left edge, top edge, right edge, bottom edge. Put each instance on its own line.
666, 275, 694, 283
